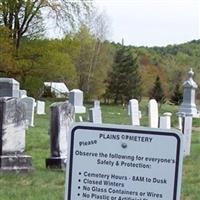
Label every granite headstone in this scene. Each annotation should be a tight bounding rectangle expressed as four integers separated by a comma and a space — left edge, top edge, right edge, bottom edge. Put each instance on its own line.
0, 97, 32, 172
46, 101, 75, 169
0, 78, 20, 98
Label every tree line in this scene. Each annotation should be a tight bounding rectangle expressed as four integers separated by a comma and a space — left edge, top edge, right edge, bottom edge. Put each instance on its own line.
1, 1, 200, 104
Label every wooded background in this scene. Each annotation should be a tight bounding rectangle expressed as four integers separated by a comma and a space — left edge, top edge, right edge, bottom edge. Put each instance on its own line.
0, 0, 200, 103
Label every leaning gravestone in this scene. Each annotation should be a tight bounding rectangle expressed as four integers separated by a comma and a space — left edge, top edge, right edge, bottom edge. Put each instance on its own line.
148, 99, 159, 128
0, 97, 32, 172
129, 99, 140, 125
21, 97, 35, 127
69, 89, 86, 113
65, 123, 183, 200
46, 101, 75, 169
88, 100, 102, 124
0, 78, 20, 98
36, 100, 45, 114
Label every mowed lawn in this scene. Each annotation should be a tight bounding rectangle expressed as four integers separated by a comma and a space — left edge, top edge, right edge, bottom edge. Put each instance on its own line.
0, 99, 199, 200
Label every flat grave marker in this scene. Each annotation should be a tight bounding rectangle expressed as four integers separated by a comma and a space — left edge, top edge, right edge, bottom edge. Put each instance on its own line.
65, 123, 183, 200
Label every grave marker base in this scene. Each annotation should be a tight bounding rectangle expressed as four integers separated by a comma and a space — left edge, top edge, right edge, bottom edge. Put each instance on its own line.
46, 157, 66, 170
0, 155, 32, 172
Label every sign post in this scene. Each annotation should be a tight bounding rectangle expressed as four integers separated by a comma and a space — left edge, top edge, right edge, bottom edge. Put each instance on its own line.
65, 123, 183, 200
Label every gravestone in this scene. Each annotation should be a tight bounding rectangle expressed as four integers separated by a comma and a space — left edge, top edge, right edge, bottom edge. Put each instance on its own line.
0, 78, 20, 98
21, 97, 35, 127
69, 89, 86, 113
65, 123, 183, 200
159, 112, 172, 129
129, 99, 140, 125
179, 69, 198, 117
148, 99, 159, 128
182, 114, 193, 156
46, 101, 75, 169
88, 100, 102, 123
19, 90, 27, 98
36, 100, 45, 114
0, 97, 32, 172
93, 100, 100, 108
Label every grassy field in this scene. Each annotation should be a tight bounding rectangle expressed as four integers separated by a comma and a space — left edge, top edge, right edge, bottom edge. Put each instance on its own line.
0, 99, 199, 200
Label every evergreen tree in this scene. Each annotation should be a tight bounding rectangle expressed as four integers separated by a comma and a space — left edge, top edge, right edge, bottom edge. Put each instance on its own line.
105, 46, 142, 104
149, 76, 166, 104
170, 83, 183, 105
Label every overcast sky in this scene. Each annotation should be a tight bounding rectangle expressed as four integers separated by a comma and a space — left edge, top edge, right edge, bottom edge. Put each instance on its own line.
95, 0, 200, 47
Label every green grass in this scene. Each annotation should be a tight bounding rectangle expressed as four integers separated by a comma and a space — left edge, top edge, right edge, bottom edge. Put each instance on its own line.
0, 99, 199, 200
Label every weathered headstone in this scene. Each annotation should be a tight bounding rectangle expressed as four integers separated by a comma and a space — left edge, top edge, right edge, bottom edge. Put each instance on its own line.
0, 97, 32, 172
65, 123, 183, 200
46, 101, 75, 169
159, 112, 172, 129
129, 99, 140, 125
0, 78, 20, 98
182, 114, 193, 156
69, 89, 86, 113
148, 99, 159, 128
36, 100, 45, 114
179, 69, 198, 117
88, 100, 102, 124
21, 97, 35, 127
19, 90, 27, 98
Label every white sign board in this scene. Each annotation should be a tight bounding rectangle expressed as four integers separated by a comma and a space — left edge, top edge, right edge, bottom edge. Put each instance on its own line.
65, 123, 183, 200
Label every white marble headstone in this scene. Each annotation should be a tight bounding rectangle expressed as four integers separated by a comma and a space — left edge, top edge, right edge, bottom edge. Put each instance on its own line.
148, 99, 159, 128
182, 115, 193, 156
36, 100, 45, 114
21, 97, 35, 127
159, 112, 172, 129
129, 99, 140, 126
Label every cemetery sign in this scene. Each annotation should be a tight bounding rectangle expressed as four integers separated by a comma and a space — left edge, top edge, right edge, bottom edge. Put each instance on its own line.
65, 123, 183, 200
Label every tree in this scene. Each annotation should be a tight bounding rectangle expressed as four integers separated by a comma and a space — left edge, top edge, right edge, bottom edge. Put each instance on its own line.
0, 26, 16, 76
14, 38, 78, 97
170, 83, 183, 105
149, 75, 166, 104
0, 0, 92, 49
73, 21, 112, 99
105, 46, 142, 104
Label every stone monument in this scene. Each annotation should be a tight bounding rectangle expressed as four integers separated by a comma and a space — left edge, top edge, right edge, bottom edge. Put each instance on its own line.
69, 89, 86, 113
46, 101, 75, 169
0, 97, 32, 172
179, 69, 198, 117
0, 78, 20, 98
